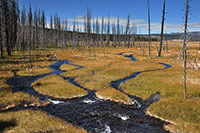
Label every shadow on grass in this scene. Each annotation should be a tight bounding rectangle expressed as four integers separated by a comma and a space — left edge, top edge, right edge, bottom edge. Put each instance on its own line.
0, 119, 17, 132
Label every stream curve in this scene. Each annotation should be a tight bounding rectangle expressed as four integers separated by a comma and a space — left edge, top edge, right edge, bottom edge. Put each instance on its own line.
4, 52, 172, 133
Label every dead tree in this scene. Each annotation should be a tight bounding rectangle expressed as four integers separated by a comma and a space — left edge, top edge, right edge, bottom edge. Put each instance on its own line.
83, 16, 87, 47
112, 22, 116, 47
21, 4, 26, 50
147, 0, 151, 58
158, 0, 166, 57
64, 17, 68, 48
106, 15, 110, 47
0, 2, 3, 58
96, 17, 100, 46
72, 19, 76, 47
50, 14, 53, 46
28, 5, 32, 70
41, 10, 45, 47
101, 17, 104, 47
117, 16, 120, 46
10, 0, 18, 54
183, 0, 190, 99
86, 8, 92, 55
2, 0, 10, 56
125, 13, 130, 47
199, 40, 200, 52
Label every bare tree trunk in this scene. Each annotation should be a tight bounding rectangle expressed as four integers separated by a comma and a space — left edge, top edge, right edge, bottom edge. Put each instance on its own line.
142, 39, 146, 56
117, 16, 120, 47
28, 5, 33, 70
0, 8, 3, 58
158, 0, 166, 57
125, 14, 130, 47
2, 0, 11, 56
166, 40, 168, 52
199, 40, 200, 53
106, 15, 110, 47
183, 0, 190, 99
147, 0, 151, 58
101, 17, 104, 47
87, 8, 92, 56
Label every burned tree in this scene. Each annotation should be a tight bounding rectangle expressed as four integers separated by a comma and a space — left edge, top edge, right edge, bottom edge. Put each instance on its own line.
41, 10, 45, 47
21, 4, 26, 50
101, 17, 104, 47
117, 16, 121, 46
0, 1, 2, 58
10, 0, 18, 53
158, 0, 166, 57
125, 13, 130, 47
183, 0, 190, 99
87, 8, 91, 47
106, 15, 110, 47
147, 0, 151, 58
28, 5, 32, 69
1, 0, 10, 55
112, 22, 116, 47
96, 17, 100, 46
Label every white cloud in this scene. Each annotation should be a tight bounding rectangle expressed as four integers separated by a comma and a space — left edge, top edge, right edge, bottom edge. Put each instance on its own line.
67, 15, 144, 28
47, 15, 200, 34
139, 22, 200, 34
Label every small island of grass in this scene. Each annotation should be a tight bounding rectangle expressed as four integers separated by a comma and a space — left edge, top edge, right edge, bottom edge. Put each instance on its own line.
32, 74, 87, 99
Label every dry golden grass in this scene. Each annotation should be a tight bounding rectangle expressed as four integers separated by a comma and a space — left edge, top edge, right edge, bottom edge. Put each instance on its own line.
60, 64, 78, 71
96, 88, 133, 105
119, 45, 200, 132
17, 67, 53, 76
1, 42, 200, 132
0, 51, 86, 133
58, 47, 165, 92
55, 43, 200, 132
0, 110, 86, 133
32, 74, 87, 99
0, 51, 58, 110
0, 69, 40, 111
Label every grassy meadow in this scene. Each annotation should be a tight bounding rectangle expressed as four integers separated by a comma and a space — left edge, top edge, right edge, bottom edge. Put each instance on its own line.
32, 74, 88, 99
0, 41, 200, 132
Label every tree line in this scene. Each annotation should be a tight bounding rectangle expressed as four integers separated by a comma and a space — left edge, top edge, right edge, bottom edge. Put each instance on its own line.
1, 0, 163, 59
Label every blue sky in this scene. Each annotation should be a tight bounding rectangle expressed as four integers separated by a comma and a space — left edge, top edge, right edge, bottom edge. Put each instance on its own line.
18, 0, 200, 34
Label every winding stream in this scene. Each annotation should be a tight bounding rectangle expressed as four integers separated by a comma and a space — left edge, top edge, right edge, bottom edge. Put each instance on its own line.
4, 52, 171, 133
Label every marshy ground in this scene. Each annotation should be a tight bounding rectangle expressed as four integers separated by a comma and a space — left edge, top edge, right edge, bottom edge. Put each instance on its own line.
0, 42, 200, 132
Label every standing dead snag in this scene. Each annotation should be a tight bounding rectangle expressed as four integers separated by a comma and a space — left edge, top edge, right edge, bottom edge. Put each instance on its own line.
101, 17, 104, 47
125, 13, 130, 47
199, 40, 200, 53
106, 15, 110, 47
183, 0, 190, 99
117, 16, 120, 46
28, 5, 33, 70
86, 8, 92, 56
158, 0, 166, 57
0, 3, 3, 58
147, 0, 151, 58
